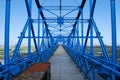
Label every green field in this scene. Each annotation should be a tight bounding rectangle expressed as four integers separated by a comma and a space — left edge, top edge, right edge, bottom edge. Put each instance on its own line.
85, 46, 120, 63
0, 46, 36, 59
0, 45, 120, 63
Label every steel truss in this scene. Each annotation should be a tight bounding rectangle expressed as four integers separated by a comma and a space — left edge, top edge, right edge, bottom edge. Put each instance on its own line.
0, 0, 120, 80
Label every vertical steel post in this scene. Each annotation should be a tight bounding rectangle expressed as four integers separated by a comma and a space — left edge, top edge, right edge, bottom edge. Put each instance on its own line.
60, 0, 61, 17
60, 0, 62, 31
110, 0, 117, 64
42, 20, 45, 50
77, 21, 79, 47
90, 0, 93, 55
81, 11, 84, 52
71, 34, 73, 48
28, 0, 32, 54
4, 0, 11, 64
110, 0, 116, 79
38, 9, 40, 53
90, 1, 95, 80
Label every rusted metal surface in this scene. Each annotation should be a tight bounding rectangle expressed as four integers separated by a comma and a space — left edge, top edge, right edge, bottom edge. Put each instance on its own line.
13, 62, 50, 80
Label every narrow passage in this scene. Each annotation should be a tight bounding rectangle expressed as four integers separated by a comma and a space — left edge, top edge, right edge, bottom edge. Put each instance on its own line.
49, 46, 84, 80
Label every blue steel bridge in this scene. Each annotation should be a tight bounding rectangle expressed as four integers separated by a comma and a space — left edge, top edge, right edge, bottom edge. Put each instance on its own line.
0, 0, 120, 80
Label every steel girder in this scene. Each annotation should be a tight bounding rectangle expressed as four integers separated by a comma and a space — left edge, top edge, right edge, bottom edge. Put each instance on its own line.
63, 0, 120, 80
4, 0, 11, 65
1, 0, 120, 80
63, 44, 120, 80
64, 28, 119, 80
0, 0, 58, 79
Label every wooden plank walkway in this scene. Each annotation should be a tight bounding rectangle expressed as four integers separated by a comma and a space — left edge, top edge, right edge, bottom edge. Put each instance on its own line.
49, 46, 84, 80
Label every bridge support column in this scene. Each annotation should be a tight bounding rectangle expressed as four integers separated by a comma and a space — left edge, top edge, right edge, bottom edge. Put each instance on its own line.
110, 0, 117, 64
110, 0, 117, 80
90, 0, 93, 55
4, 0, 11, 64
38, 8, 40, 53
28, 0, 32, 54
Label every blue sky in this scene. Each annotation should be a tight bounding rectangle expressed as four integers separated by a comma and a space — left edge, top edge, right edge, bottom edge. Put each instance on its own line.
0, 0, 120, 46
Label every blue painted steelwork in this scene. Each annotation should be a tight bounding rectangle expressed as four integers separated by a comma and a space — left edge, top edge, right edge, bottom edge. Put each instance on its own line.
26, 0, 38, 52
38, 8, 41, 53
4, 0, 11, 64
110, 0, 117, 64
89, 2, 94, 79
110, 0, 117, 79
89, 0, 93, 56
0, 0, 120, 80
63, 0, 120, 79
81, 11, 84, 51
28, 0, 32, 55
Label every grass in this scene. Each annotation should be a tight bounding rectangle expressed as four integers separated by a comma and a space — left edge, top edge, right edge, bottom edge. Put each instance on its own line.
81, 46, 120, 63
0, 46, 36, 59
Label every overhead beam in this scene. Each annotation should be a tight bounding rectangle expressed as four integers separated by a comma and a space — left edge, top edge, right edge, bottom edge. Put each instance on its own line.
69, 0, 86, 36
35, 0, 52, 37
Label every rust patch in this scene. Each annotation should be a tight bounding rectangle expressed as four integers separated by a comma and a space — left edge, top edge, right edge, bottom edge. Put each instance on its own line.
25, 62, 50, 72
13, 62, 50, 80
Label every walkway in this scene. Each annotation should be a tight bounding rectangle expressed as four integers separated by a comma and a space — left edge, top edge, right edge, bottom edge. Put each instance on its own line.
49, 46, 84, 80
